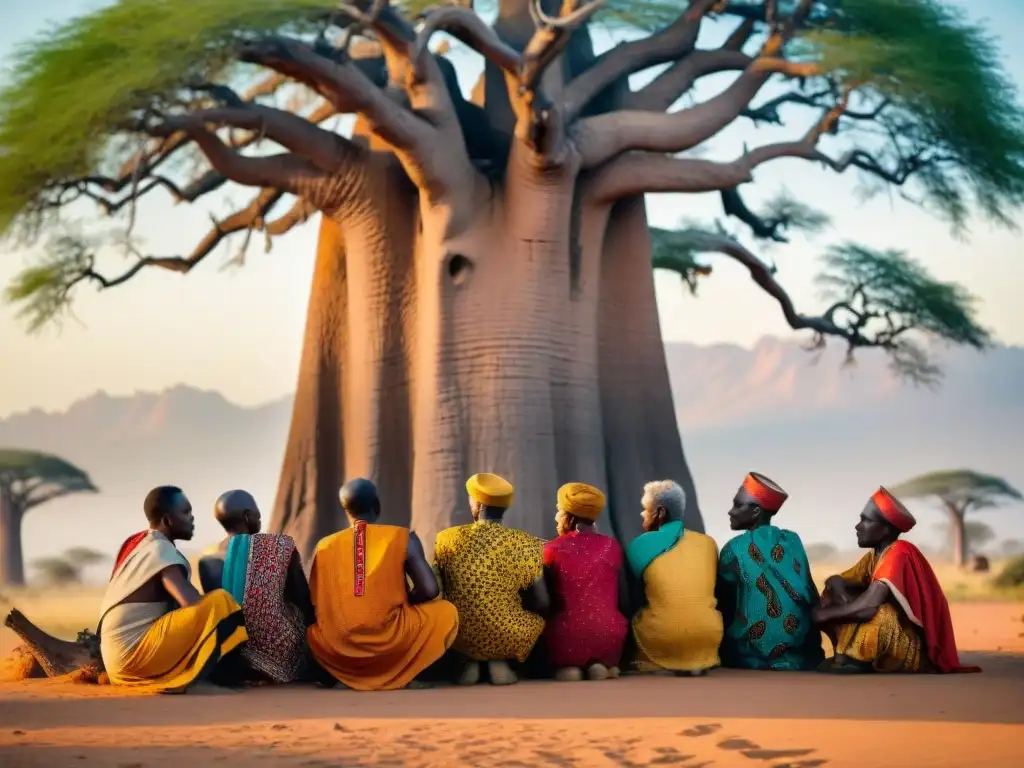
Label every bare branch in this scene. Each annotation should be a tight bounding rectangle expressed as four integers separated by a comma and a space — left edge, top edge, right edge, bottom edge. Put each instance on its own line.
563, 0, 723, 122
144, 118, 323, 197
183, 102, 353, 172
521, 0, 606, 95
412, 6, 521, 76
624, 49, 752, 113
264, 198, 316, 237
239, 35, 430, 152
674, 228, 897, 352
575, 56, 818, 168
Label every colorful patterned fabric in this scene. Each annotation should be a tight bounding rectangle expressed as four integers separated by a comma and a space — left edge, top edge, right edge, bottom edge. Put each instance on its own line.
227, 533, 307, 684
717, 526, 823, 671
832, 602, 923, 672
308, 523, 459, 691
543, 531, 628, 668
832, 541, 979, 673
433, 521, 545, 662
629, 529, 723, 673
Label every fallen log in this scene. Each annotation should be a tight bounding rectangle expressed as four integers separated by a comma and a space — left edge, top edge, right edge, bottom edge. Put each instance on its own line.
4, 608, 104, 681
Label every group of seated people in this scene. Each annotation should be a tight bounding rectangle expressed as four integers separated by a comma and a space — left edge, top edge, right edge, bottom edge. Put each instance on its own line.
95, 471, 977, 693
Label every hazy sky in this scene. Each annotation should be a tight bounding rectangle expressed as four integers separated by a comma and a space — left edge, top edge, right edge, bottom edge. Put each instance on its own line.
2, 0, 1023, 417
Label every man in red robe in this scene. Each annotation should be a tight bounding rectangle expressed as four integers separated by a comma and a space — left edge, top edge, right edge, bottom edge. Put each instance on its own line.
813, 486, 979, 674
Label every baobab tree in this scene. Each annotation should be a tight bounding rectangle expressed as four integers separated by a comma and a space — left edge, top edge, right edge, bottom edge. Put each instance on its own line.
893, 469, 1022, 568
0, 1, 1019, 559
0, 450, 98, 586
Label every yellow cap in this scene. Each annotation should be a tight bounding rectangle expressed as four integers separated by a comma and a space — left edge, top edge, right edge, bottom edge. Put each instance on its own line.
557, 482, 606, 522
466, 473, 514, 508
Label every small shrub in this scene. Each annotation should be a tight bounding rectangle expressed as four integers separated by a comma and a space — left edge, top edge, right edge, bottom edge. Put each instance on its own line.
992, 555, 1024, 589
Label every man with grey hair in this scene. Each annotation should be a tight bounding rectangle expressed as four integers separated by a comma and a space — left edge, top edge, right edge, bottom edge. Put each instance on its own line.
624, 479, 723, 676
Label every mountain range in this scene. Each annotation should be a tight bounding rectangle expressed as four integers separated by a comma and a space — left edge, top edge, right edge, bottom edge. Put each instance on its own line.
2, 336, 1022, 578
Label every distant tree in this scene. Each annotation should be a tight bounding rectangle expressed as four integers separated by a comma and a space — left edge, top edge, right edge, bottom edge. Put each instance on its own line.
804, 542, 839, 562
31, 547, 107, 586
933, 519, 996, 560
891, 470, 1023, 569
0, 450, 99, 586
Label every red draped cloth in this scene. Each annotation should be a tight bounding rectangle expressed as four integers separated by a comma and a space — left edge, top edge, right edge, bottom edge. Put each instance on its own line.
543, 531, 628, 668
873, 540, 980, 673
110, 531, 149, 579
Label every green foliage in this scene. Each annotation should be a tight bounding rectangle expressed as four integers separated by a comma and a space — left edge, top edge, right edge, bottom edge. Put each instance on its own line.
817, 242, 990, 346
63, 547, 108, 567
891, 469, 1023, 510
0, 449, 98, 511
992, 554, 1024, 589
0, 0, 336, 238
2, 235, 95, 333
650, 226, 712, 294
802, 0, 1024, 228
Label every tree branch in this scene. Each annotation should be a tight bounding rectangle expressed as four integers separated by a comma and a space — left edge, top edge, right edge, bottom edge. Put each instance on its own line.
575, 57, 818, 168
563, 0, 723, 122
147, 117, 327, 196
623, 49, 753, 113
412, 6, 522, 76
239, 34, 430, 153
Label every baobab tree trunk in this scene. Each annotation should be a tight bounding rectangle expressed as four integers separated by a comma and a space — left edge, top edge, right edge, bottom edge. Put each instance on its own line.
945, 502, 968, 568
0, 487, 25, 587
271, 153, 705, 560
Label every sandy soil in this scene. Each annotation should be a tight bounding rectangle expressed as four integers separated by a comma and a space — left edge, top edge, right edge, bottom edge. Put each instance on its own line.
0, 603, 1022, 767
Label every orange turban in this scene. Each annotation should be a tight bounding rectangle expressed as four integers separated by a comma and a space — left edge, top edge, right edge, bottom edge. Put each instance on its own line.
466, 473, 514, 509
872, 486, 916, 533
742, 472, 788, 512
557, 482, 606, 521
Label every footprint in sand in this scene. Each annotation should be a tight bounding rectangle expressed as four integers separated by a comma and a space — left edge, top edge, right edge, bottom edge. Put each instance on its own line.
679, 724, 721, 737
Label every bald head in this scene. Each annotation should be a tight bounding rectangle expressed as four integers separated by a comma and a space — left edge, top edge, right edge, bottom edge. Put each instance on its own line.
340, 478, 380, 521
214, 489, 261, 535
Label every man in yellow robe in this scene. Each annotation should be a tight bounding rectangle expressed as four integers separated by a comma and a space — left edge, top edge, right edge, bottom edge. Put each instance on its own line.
626, 480, 723, 676
307, 478, 459, 691
433, 473, 550, 686
98, 486, 248, 693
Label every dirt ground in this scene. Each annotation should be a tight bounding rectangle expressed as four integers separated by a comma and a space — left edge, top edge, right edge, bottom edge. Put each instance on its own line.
1, 603, 1022, 767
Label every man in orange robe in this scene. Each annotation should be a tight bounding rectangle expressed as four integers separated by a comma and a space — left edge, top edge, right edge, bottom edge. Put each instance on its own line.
307, 478, 459, 690
814, 486, 979, 674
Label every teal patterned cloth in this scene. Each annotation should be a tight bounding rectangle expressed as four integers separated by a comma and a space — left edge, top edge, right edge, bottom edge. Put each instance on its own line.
716, 526, 824, 671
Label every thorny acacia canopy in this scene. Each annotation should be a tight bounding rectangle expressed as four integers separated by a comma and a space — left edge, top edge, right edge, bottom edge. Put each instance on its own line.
891, 469, 1023, 514
0, 0, 1021, 381
0, 449, 99, 513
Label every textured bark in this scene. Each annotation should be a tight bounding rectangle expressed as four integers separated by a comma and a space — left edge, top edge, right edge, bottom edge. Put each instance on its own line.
596, 197, 704, 541
269, 3, 707, 560
0, 487, 24, 587
3, 609, 100, 678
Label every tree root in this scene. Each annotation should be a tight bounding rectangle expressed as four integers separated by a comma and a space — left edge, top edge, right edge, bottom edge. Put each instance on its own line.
3, 608, 105, 682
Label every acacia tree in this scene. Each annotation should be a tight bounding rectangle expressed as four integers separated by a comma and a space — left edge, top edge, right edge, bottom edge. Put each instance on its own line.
1, 0, 1020, 559
0, 451, 99, 586
893, 469, 1022, 568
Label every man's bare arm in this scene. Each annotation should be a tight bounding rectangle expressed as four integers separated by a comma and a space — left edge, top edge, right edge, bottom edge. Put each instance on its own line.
405, 532, 441, 605
161, 565, 202, 608
814, 581, 889, 626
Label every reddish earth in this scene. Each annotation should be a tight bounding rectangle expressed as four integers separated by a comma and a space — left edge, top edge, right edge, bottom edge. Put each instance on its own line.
0, 603, 1021, 766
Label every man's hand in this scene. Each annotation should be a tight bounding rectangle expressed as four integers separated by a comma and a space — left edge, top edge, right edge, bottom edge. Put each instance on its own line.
823, 576, 853, 606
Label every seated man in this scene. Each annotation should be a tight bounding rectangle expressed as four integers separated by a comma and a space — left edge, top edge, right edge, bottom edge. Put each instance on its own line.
626, 480, 722, 676
98, 486, 247, 692
717, 472, 824, 671
433, 473, 549, 686
814, 486, 979, 674
544, 482, 628, 682
198, 490, 314, 684
307, 478, 459, 691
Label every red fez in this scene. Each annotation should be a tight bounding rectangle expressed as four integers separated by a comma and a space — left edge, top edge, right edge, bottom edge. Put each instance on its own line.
742, 472, 788, 512
872, 486, 916, 533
